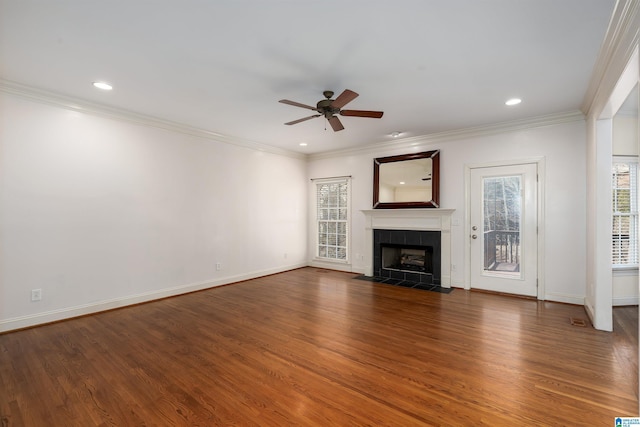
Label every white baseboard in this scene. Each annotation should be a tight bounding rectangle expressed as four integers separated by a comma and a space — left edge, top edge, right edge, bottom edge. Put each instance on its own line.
350, 266, 366, 275
613, 296, 640, 306
449, 280, 466, 289
6, 266, 624, 333
308, 259, 355, 273
0, 263, 306, 333
544, 292, 585, 305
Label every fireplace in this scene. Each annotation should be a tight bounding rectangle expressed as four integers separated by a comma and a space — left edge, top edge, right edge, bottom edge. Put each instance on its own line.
362, 209, 454, 288
374, 229, 441, 284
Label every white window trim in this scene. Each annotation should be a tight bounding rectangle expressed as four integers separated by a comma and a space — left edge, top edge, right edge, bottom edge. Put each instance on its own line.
313, 177, 351, 264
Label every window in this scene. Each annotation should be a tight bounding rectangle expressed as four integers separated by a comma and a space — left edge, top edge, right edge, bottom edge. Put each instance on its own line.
612, 158, 638, 268
316, 178, 350, 262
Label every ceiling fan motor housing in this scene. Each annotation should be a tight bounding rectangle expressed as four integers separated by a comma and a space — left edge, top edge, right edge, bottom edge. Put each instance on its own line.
317, 98, 339, 117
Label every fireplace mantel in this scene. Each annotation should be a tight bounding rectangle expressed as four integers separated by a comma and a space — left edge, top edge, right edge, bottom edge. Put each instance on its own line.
361, 209, 455, 287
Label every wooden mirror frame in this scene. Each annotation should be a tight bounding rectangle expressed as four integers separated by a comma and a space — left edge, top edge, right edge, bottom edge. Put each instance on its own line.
373, 150, 440, 209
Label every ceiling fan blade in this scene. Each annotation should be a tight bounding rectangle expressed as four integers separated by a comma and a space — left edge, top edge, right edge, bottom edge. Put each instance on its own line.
340, 110, 384, 118
331, 89, 359, 109
285, 114, 321, 125
279, 99, 318, 111
328, 116, 344, 131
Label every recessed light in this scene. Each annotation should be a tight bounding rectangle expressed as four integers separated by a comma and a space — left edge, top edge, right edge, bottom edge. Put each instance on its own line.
299, 143, 308, 146
505, 98, 521, 106
391, 131, 401, 138
92, 81, 113, 91
399, 181, 405, 185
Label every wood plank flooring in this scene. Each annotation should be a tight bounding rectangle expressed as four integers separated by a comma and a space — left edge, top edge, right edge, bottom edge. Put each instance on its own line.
1, 267, 637, 426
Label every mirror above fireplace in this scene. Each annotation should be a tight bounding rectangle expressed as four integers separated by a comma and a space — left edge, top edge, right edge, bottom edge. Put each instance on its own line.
373, 150, 440, 209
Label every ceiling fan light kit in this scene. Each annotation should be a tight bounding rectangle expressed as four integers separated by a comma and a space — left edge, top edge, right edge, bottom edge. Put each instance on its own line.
279, 89, 384, 132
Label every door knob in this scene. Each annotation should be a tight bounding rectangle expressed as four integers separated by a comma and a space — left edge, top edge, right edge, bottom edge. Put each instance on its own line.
472, 226, 477, 231
472, 234, 477, 239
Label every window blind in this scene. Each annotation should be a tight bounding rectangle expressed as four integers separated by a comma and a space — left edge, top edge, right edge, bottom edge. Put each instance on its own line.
612, 160, 638, 267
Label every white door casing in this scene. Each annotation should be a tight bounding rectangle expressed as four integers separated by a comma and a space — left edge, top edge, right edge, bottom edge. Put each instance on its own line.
466, 161, 543, 298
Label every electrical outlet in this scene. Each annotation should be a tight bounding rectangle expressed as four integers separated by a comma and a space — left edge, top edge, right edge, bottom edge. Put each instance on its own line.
451, 264, 457, 272
284, 253, 288, 259
216, 263, 222, 271
31, 289, 42, 302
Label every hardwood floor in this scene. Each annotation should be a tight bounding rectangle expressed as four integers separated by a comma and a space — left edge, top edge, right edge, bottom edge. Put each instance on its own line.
1, 267, 637, 426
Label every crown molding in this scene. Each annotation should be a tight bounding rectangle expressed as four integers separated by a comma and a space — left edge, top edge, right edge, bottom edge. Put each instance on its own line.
0, 79, 306, 160
0, 79, 587, 163
581, 0, 640, 117
308, 110, 585, 160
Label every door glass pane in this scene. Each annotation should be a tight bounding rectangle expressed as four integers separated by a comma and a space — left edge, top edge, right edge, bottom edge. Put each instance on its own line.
483, 175, 522, 277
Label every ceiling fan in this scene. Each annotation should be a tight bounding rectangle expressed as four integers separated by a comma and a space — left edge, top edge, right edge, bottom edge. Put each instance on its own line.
279, 89, 384, 131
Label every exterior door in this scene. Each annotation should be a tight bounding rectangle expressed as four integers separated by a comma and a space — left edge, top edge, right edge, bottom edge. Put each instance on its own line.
469, 163, 538, 296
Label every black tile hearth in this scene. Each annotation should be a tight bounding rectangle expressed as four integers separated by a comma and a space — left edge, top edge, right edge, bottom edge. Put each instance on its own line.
353, 275, 453, 294
381, 278, 405, 285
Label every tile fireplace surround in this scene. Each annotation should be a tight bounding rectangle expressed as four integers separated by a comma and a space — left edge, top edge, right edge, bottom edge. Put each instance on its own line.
361, 209, 455, 288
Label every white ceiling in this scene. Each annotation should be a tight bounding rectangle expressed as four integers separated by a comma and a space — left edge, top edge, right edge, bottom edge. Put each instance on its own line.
0, 0, 616, 154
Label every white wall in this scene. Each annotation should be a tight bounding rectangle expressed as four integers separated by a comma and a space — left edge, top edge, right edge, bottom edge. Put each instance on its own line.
0, 92, 308, 331
0, 91, 592, 332
308, 119, 587, 303
613, 115, 639, 156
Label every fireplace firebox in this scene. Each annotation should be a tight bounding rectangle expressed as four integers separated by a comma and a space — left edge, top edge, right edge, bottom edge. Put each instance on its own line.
382, 244, 433, 273
373, 229, 441, 284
